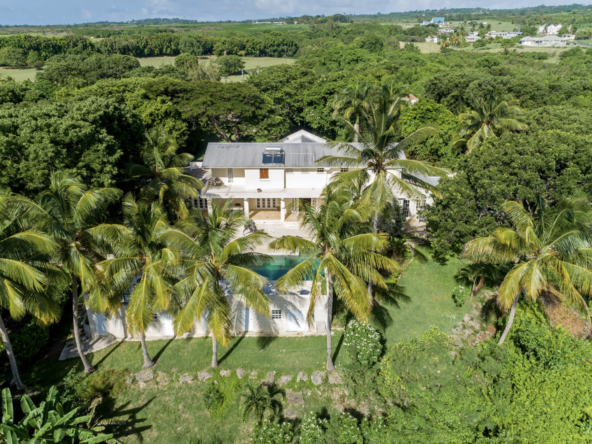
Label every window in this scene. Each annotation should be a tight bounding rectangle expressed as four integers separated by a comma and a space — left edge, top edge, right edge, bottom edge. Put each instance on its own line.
340, 167, 349, 173
256, 198, 277, 209
260, 168, 269, 180
192, 198, 208, 210
271, 309, 282, 319
311, 198, 318, 208
317, 168, 325, 173
414, 198, 426, 221
399, 199, 410, 218
227, 168, 234, 183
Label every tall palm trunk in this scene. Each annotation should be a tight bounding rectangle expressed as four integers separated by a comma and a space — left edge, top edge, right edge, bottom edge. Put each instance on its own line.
72, 276, 94, 374
211, 336, 218, 368
0, 316, 26, 390
354, 121, 359, 143
471, 270, 485, 299
139, 332, 154, 368
498, 294, 519, 346
325, 270, 335, 371
367, 214, 379, 297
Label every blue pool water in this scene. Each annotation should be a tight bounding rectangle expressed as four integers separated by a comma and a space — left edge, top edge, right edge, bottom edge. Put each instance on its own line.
249, 255, 318, 281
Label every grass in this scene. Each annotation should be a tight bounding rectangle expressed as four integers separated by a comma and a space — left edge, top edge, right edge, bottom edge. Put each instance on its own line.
0, 67, 38, 82
415, 42, 441, 53
15, 244, 471, 443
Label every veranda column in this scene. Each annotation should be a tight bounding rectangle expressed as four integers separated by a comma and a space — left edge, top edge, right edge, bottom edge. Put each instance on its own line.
207, 198, 213, 215
244, 198, 250, 218
280, 198, 286, 222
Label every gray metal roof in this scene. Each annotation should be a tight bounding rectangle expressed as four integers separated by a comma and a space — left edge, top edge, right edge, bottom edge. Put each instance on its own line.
202, 142, 405, 168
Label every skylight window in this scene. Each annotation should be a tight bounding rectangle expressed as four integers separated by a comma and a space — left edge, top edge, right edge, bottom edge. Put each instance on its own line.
262, 147, 285, 165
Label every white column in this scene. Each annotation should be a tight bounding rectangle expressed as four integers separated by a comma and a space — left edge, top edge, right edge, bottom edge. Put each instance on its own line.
207, 198, 213, 215
244, 198, 250, 219
280, 198, 286, 222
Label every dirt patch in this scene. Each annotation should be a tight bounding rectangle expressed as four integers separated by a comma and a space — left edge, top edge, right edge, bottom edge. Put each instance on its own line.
545, 302, 591, 339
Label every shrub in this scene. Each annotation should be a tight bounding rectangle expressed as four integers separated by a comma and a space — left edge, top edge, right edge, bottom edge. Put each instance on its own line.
61, 368, 128, 405
251, 420, 294, 444
0, 47, 27, 67
215, 55, 245, 77
203, 382, 225, 411
2, 321, 50, 365
343, 320, 383, 368
326, 412, 363, 444
451, 285, 468, 310
299, 412, 328, 443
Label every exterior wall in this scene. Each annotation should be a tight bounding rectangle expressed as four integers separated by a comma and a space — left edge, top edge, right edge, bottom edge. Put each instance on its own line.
245, 168, 284, 190
286, 168, 329, 189
86, 283, 328, 340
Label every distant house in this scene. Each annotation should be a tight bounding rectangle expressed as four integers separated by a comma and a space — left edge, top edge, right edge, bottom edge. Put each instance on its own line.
421, 17, 446, 26
402, 94, 419, 105
487, 31, 522, 39
425, 36, 439, 43
538, 24, 562, 35
520, 35, 570, 47
465, 32, 481, 43
438, 28, 454, 35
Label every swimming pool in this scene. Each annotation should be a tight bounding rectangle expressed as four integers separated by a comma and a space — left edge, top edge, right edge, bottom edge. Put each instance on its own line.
249, 255, 318, 281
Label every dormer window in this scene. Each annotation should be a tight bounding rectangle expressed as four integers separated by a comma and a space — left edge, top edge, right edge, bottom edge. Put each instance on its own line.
262, 147, 285, 165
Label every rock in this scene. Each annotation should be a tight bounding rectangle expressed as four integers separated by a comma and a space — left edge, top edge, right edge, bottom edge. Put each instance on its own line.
135, 369, 154, 384
236, 368, 247, 379
278, 375, 293, 385
286, 389, 304, 405
284, 409, 298, 420
463, 313, 471, 322
180, 373, 195, 383
262, 371, 276, 386
138, 381, 147, 389
156, 372, 169, 386
311, 370, 325, 386
297, 371, 308, 382
125, 375, 134, 385
220, 370, 231, 377
250, 370, 258, 380
328, 371, 342, 385
197, 371, 212, 382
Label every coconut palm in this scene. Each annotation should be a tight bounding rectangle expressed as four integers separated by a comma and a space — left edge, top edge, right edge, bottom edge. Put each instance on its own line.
94, 195, 181, 368
321, 84, 449, 295
453, 92, 529, 152
159, 200, 271, 368
240, 383, 282, 424
463, 195, 592, 345
127, 127, 203, 219
27, 173, 122, 374
332, 82, 373, 142
269, 187, 399, 370
0, 191, 62, 389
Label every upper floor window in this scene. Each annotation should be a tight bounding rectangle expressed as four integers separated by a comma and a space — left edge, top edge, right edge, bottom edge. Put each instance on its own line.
340, 167, 349, 173
317, 168, 325, 173
260, 168, 269, 180
192, 198, 208, 210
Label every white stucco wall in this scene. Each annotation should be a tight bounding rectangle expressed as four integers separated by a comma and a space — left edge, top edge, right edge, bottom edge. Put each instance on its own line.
245, 168, 284, 190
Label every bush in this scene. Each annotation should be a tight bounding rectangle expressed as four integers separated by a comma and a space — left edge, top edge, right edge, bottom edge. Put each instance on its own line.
215, 55, 245, 77
343, 320, 383, 369
451, 285, 468, 310
299, 412, 328, 443
0, 47, 27, 67
251, 420, 294, 444
2, 321, 50, 365
203, 382, 225, 411
326, 412, 363, 444
61, 368, 128, 405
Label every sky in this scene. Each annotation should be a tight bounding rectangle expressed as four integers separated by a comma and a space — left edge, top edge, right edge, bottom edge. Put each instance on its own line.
0, 0, 589, 26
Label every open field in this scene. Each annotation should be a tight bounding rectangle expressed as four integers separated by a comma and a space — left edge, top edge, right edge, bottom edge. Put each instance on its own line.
415, 42, 440, 53
0, 67, 37, 81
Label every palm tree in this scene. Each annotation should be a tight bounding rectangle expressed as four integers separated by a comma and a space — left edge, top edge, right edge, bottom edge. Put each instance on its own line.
127, 127, 203, 219
160, 200, 271, 368
269, 187, 399, 370
0, 191, 62, 389
29, 173, 122, 374
332, 82, 373, 142
321, 83, 449, 295
463, 195, 592, 345
453, 92, 529, 152
240, 383, 281, 424
94, 195, 180, 368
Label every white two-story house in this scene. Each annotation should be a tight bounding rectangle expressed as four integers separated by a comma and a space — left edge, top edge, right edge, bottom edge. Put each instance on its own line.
194, 130, 436, 229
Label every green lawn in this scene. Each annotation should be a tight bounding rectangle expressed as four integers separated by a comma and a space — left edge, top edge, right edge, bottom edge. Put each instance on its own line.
16, 244, 470, 443
0, 67, 37, 82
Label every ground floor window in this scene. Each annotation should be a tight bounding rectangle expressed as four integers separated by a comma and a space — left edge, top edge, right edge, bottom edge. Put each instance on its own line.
414, 198, 426, 220
192, 198, 208, 209
399, 199, 410, 218
271, 309, 282, 319
256, 198, 277, 209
